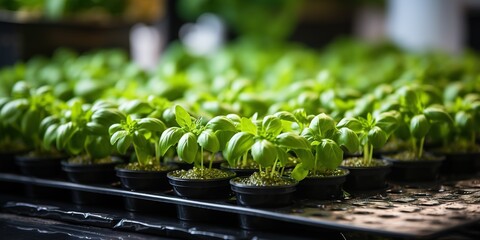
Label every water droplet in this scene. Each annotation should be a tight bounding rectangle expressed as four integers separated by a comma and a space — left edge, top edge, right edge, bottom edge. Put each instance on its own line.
387, 187, 403, 194
456, 189, 476, 195
393, 197, 416, 203
400, 207, 422, 213
414, 192, 431, 197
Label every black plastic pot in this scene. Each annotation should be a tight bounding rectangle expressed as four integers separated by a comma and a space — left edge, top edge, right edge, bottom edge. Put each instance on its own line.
220, 163, 257, 177
434, 151, 480, 177
296, 169, 349, 200
116, 164, 179, 212
340, 159, 391, 193
61, 157, 123, 205
15, 154, 65, 178
0, 151, 24, 173
383, 154, 445, 183
230, 177, 297, 208
230, 176, 297, 230
167, 170, 235, 221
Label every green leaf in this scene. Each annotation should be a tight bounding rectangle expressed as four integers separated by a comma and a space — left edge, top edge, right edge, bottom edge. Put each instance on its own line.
292, 148, 314, 169
86, 136, 111, 159
116, 134, 132, 154
276, 147, 289, 166
262, 115, 282, 136
423, 107, 453, 125
375, 111, 399, 134
108, 123, 123, 135
178, 132, 198, 164
86, 122, 107, 135
310, 113, 336, 135
110, 130, 127, 145
133, 131, 149, 152
21, 109, 41, 135
206, 116, 237, 132
0, 99, 28, 123
240, 117, 257, 134
410, 114, 431, 139
251, 139, 277, 168
316, 139, 343, 170
174, 105, 193, 129
119, 99, 152, 115
274, 111, 297, 122
91, 108, 125, 127
158, 127, 185, 156
215, 130, 235, 151
198, 129, 220, 153
336, 117, 362, 132
335, 128, 359, 153
403, 87, 419, 107
66, 131, 86, 155
43, 124, 58, 149
137, 118, 166, 132
56, 122, 76, 150
276, 132, 310, 150
455, 111, 473, 130
291, 163, 309, 181
223, 132, 255, 165
368, 126, 387, 149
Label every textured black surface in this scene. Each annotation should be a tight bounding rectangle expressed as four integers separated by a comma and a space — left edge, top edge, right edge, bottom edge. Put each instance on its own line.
1, 172, 480, 239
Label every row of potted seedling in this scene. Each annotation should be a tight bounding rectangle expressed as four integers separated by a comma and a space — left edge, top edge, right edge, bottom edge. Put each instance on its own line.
0, 81, 479, 221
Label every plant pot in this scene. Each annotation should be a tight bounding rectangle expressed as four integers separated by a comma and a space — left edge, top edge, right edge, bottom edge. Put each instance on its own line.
116, 164, 179, 212
0, 151, 24, 173
61, 157, 123, 205
383, 154, 445, 183
230, 176, 297, 230
167, 169, 235, 221
296, 169, 349, 200
340, 159, 391, 192
220, 163, 257, 177
15, 154, 65, 178
230, 177, 297, 208
434, 151, 480, 177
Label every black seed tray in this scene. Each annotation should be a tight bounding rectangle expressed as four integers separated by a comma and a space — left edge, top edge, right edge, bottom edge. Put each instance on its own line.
1, 172, 479, 239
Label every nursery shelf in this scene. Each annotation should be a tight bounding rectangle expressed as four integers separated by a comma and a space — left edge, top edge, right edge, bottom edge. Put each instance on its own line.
1, 173, 480, 239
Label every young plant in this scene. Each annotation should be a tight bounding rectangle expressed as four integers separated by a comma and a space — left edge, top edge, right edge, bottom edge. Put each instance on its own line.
109, 113, 167, 169
0, 82, 59, 155
158, 105, 232, 177
443, 94, 480, 151
338, 111, 399, 166
223, 114, 311, 184
45, 99, 125, 163
290, 113, 359, 181
394, 87, 453, 159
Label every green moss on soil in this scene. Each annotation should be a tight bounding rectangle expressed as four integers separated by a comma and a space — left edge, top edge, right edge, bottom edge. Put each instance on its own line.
342, 157, 388, 167
308, 168, 347, 177
122, 162, 175, 171
68, 155, 117, 165
236, 171, 296, 186
169, 167, 234, 180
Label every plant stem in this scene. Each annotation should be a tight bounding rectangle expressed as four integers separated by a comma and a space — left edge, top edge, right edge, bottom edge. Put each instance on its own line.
200, 146, 204, 177
242, 152, 248, 168
363, 144, 369, 165
411, 138, 418, 159
271, 158, 279, 177
209, 152, 213, 169
368, 144, 373, 165
418, 137, 425, 159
